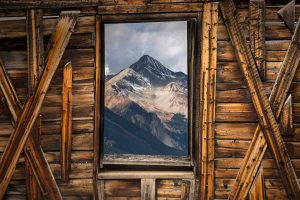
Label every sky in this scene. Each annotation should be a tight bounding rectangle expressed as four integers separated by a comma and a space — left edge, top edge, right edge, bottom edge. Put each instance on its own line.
104, 21, 187, 75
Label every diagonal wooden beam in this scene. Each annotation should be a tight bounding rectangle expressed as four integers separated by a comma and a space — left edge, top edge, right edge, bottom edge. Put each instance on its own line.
249, 0, 266, 81
0, 11, 79, 199
227, 17, 300, 200
249, 166, 265, 200
219, 0, 300, 199
26, 9, 44, 200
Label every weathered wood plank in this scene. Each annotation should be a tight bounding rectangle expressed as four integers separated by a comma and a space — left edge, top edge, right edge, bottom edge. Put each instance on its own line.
278, 0, 295, 33
0, 0, 99, 9
0, 11, 79, 199
98, 3, 203, 14
25, 9, 43, 200
249, 166, 265, 200
249, 0, 266, 81
94, 15, 102, 200
141, 179, 155, 200
61, 62, 72, 182
200, 3, 218, 200
279, 94, 294, 136
219, 0, 300, 199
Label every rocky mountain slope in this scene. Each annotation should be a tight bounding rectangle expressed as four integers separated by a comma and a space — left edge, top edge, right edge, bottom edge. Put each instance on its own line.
104, 55, 188, 155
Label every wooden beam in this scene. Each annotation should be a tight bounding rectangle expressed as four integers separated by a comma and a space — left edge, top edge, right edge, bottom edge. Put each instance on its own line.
61, 62, 73, 182
0, 11, 79, 199
98, 170, 194, 179
249, 166, 265, 200
0, 0, 99, 9
279, 94, 294, 136
98, 3, 203, 14
93, 14, 102, 200
141, 178, 156, 200
249, 0, 266, 81
228, 17, 300, 199
200, 2, 218, 200
278, 0, 295, 33
219, 0, 300, 199
25, 9, 44, 200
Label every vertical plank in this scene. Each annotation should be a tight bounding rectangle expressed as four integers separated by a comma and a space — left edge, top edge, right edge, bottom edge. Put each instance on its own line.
200, 2, 218, 200
94, 15, 102, 199
25, 9, 44, 200
141, 178, 155, 200
0, 11, 79, 199
249, 0, 266, 81
249, 166, 265, 200
97, 180, 105, 200
61, 62, 73, 182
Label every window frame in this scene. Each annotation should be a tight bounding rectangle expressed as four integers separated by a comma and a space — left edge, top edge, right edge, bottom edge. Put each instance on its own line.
95, 13, 202, 169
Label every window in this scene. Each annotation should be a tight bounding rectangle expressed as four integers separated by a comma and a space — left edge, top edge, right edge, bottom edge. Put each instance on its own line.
98, 14, 198, 166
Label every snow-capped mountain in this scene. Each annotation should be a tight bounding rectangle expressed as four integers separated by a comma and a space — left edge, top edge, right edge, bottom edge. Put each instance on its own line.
104, 55, 188, 155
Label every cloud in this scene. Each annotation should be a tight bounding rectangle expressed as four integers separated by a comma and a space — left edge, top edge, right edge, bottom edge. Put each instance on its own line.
105, 21, 187, 74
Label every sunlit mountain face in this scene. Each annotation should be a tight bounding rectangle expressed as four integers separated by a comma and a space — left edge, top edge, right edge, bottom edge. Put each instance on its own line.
104, 55, 188, 156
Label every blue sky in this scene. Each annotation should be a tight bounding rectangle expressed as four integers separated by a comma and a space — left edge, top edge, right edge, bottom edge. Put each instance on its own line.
104, 21, 187, 75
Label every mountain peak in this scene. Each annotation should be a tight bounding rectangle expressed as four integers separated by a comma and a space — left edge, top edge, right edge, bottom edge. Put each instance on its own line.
129, 55, 176, 82
139, 54, 154, 62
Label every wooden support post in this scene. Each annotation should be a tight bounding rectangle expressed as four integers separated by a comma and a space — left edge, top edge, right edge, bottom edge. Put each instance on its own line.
0, 11, 79, 199
26, 9, 44, 200
249, 0, 266, 81
227, 17, 300, 199
278, 0, 295, 33
141, 178, 156, 200
199, 2, 218, 200
219, 0, 300, 199
94, 15, 103, 200
61, 62, 73, 182
249, 166, 265, 200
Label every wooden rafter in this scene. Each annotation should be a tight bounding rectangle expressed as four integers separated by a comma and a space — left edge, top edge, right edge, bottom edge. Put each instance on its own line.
0, 11, 79, 199
249, 0, 266, 81
199, 2, 218, 200
61, 62, 73, 182
219, 0, 300, 199
227, 17, 300, 199
25, 9, 44, 200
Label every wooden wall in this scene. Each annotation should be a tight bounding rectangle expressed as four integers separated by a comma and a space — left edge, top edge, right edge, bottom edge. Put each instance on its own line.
215, 3, 300, 199
0, 1, 300, 199
0, 15, 96, 199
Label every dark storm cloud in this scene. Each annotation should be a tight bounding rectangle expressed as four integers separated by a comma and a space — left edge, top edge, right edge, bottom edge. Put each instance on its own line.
104, 21, 187, 75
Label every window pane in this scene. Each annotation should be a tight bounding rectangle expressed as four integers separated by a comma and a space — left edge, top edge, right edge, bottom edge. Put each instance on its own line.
104, 21, 188, 156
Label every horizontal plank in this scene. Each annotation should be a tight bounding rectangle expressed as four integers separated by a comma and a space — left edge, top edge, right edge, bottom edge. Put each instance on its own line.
98, 171, 194, 179
0, 16, 95, 38
218, 22, 293, 41
104, 179, 141, 198
98, 3, 203, 14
